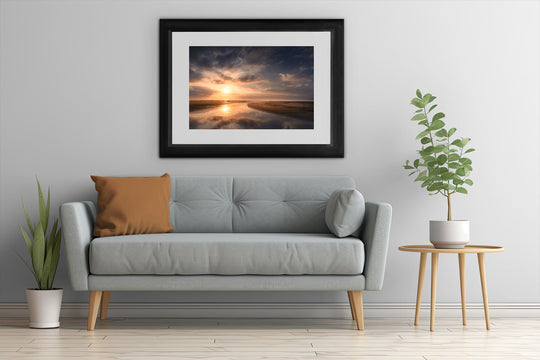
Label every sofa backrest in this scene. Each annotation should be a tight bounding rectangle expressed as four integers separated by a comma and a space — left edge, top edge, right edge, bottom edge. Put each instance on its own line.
169, 176, 356, 233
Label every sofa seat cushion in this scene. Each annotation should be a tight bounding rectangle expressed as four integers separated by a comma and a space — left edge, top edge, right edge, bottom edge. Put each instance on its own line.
89, 233, 364, 275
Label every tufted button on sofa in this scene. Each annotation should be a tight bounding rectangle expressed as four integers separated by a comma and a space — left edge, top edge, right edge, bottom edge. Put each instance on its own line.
60, 176, 392, 331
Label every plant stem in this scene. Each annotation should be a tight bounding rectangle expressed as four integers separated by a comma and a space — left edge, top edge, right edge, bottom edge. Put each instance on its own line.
424, 107, 435, 148
447, 193, 452, 221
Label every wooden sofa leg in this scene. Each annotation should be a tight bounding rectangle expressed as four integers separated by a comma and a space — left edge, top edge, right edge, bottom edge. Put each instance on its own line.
88, 291, 103, 331
347, 291, 356, 320
349, 291, 364, 330
100, 291, 112, 320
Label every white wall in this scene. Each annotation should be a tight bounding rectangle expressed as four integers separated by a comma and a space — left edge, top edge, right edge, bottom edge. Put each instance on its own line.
1, 0, 538, 307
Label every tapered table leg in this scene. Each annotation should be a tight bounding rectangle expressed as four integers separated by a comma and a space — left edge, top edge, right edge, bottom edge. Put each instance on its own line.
414, 252, 427, 326
478, 253, 491, 330
458, 253, 467, 325
430, 253, 439, 332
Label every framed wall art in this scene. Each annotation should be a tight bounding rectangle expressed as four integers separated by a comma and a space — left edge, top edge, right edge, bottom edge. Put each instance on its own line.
159, 19, 344, 157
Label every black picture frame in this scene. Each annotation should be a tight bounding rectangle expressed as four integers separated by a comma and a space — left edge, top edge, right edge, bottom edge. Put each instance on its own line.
159, 19, 344, 158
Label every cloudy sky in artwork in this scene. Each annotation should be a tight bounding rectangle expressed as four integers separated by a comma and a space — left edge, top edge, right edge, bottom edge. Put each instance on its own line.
189, 46, 314, 101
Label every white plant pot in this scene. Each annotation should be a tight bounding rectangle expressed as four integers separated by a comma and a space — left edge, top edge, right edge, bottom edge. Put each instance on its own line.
429, 220, 470, 249
25, 288, 63, 329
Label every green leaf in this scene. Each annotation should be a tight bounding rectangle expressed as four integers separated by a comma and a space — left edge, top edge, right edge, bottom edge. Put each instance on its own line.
429, 119, 445, 131
441, 172, 454, 180
413, 159, 420, 168
404, 165, 414, 170
20, 225, 32, 254
416, 130, 430, 140
465, 148, 476, 153
432, 112, 445, 122
42, 247, 52, 289
464, 165, 473, 171
434, 167, 448, 175
459, 158, 472, 165
448, 162, 460, 169
37, 180, 49, 235
453, 178, 464, 185
414, 170, 428, 182
45, 188, 50, 233
448, 128, 456, 137
456, 168, 466, 176
438, 166, 449, 172
434, 129, 447, 138
416, 89, 422, 98
411, 113, 426, 121
456, 187, 468, 194
420, 137, 431, 144
48, 219, 59, 250
22, 200, 35, 237
448, 154, 460, 162
32, 223, 45, 287
411, 98, 425, 108
418, 120, 429, 126
428, 104, 438, 113
45, 219, 59, 266
461, 137, 471, 147
422, 94, 432, 104
437, 154, 447, 165
464, 179, 473, 186
451, 139, 463, 147
415, 109, 423, 113
408, 171, 416, 176
15, 251, 39, 288
420, 146, 434, 155
47, 231, 61, 289
427, 182, 444, 191
433, 144, 447, 153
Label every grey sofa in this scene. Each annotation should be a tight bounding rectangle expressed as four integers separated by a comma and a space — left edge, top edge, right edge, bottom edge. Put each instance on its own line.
60, 176, 392, 331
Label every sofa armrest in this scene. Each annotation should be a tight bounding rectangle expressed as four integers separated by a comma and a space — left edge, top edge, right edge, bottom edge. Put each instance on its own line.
360, 201, 392, 291
60, 201, 96, 291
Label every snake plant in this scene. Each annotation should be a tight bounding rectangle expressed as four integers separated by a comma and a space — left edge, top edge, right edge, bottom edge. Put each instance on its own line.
18, 179, 62, 290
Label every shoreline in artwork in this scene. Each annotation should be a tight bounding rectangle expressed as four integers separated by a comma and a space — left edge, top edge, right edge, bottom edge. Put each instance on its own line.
246, 101, 313, 121
189, 100, 247, 112
190, 100, 314, 122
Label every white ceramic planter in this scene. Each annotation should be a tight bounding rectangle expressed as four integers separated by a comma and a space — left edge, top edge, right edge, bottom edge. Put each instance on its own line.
429, 220, 470, 249
25, 288, 63, 329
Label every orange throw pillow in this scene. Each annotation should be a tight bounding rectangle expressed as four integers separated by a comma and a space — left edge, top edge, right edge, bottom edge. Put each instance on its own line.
91, 173, 173, 237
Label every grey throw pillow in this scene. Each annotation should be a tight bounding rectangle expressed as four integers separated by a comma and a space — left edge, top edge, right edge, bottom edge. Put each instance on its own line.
325, 189, 365, 238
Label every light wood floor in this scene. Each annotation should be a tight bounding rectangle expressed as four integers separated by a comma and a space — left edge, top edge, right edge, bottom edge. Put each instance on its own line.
0, 317, 539, 359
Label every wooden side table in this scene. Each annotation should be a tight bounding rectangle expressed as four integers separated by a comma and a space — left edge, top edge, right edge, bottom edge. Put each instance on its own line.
398, 245, 504, 331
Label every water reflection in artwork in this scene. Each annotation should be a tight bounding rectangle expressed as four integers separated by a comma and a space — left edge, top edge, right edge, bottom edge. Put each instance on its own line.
189, 101, 314, 129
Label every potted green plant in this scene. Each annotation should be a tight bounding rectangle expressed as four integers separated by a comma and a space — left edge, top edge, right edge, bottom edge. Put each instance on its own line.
18, 179, 63, 328
404, 90, 475, 248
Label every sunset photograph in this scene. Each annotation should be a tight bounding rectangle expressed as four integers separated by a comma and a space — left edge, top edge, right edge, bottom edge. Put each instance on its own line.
189, 46, 314, 129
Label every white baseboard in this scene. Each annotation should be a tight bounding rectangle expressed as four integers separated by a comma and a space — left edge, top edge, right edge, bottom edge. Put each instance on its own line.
1, 302, 539, 318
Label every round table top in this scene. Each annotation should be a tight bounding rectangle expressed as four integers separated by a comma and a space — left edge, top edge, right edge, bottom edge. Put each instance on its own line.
398, 245, 504, 254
